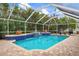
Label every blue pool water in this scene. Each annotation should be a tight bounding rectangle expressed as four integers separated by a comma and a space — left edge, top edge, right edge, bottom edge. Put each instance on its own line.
15, 35, 68, 50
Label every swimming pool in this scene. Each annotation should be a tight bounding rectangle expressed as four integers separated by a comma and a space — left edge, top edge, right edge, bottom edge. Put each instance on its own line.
15, 35, 68, 50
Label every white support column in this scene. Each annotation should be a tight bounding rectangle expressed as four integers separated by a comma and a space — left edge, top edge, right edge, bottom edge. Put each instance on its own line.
7, 20, 9, 34
53, 18, 58, 32
48, 25, 50, 32
74, 17, 78, 32
35, 24, 37, 32
43, 25, 44, 32
7, 4, 15, 35
67, 16, 70, 29
24, 22, 27, 33
76, 21, 78, 33
64, 16, 69, 29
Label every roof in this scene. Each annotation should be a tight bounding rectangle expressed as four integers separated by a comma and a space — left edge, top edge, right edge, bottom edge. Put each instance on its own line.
52, 4, 79, 20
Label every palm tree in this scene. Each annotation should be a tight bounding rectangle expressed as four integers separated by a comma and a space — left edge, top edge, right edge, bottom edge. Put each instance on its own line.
1, 3, 9, 18
20, 8, 34, 20
29, 11, 40, 22
12, 6, 21, 19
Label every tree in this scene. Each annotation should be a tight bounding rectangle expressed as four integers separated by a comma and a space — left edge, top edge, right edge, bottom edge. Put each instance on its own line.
20, 8, 34, 20
1, 3, 9, 18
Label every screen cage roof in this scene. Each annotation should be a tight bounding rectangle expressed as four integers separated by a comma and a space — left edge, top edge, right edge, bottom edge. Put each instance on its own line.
0, 3, 77, 34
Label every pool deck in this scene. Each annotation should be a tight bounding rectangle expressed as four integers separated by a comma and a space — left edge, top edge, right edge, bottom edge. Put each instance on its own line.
0, 35, 79, 56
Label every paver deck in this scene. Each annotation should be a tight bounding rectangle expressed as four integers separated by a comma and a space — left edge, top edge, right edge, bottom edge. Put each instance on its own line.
0, 35, 79, 56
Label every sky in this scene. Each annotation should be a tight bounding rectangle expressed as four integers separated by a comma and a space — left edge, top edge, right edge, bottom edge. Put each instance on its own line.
28, 3, 68, 18
16, 3, 79, 18
18, 3, 64, 18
